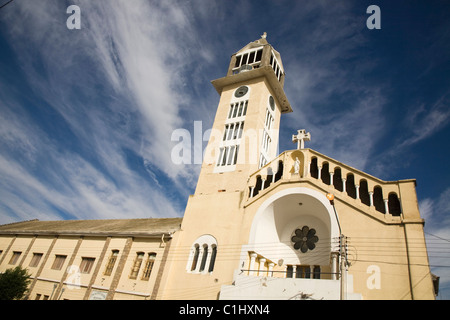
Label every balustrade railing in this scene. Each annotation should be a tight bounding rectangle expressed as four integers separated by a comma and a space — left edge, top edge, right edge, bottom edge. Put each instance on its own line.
246, 149, 404, 216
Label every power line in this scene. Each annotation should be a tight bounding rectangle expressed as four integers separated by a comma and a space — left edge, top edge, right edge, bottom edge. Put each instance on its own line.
425, 231, 450, 243
0, 0, 14, 10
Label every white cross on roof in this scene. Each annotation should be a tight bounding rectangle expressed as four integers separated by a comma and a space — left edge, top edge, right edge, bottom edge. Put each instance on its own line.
292, 129, 311, 149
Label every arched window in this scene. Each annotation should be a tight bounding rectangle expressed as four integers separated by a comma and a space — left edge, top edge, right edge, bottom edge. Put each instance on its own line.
310, 157, 319, 179
360, 180, 370, 206
388, 193, 402, 216
266, 167, 274, 188
333, 168, 343, 192
199, 245, 208, 272
274, 160, 283, 182
321, 162, 330, 185
253, 176, 262, 197
187, 235, 218, 274
208, 245, 217, 272
191, 244, 200, 271
373, 186, 385, 213
346, 174, 356, 199
130, 252, 144, 279
104, 250, 119, 276
141, 253, 157, 281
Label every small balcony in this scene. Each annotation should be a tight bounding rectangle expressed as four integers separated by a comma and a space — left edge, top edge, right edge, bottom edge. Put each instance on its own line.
219, 250, 362, 300
220, 271, 341, 300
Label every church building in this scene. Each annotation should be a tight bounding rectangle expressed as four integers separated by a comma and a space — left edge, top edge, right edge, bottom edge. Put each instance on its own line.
0, 35, 436, 300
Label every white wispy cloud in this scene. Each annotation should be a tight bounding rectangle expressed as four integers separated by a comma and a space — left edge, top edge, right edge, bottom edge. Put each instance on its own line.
420, 188, 450, 292
0, 0, 215, 223
398, 94, 450, 149
280, 1, 385, 172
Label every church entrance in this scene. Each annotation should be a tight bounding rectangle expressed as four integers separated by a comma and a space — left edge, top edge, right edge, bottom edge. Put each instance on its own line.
245, 187, 340, 275
220, 187, 344, 300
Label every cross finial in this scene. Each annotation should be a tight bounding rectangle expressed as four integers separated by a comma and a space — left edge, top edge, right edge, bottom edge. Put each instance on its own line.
261, 32, 267, 39
292, 129, 311, 149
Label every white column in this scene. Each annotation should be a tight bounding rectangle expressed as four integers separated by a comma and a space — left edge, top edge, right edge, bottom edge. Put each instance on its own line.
268, 263, 275, 277
195, 247, 204, 273
384, 199, 389, 214
331, 252, 339, 280
318, 166, 322, 181
259, 258, 266, 276
261, 178, 266, 191
329, 172, 334, 186
292, 265, 297, 278
249, 253, 257, 275
306, 161, 311, 177
204, 251, 211, 274
250, 186, 255, 198
369, 191, 374, 207
355, 185, 360, 199
342, 178, 347, 193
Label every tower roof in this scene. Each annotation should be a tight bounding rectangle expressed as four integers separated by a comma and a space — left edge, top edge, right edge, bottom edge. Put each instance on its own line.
234, 33, 284, 72
211, 33, 292, 113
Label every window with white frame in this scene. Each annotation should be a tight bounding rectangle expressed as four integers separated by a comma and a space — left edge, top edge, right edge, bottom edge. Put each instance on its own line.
223, 121, 244, 141
264, 109, 274, 130
187, 235, 218, 274
233, 48, 263, 74
258, 95, 275, 168
217, 144, 240, 167
269, 52, 283, 81
259, 153, 268, 168
217, 87, 249, 169
228, 100, 248, 119
261, 130, 271, 153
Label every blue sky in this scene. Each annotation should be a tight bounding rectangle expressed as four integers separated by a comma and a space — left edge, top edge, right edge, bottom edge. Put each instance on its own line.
1, 0, 449, 298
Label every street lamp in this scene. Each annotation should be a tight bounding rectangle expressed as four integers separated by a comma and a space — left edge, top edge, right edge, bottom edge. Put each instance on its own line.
326, 193, 341, 234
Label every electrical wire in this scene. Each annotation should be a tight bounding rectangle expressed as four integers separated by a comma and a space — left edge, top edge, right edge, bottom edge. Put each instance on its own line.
0, 0, 14, 10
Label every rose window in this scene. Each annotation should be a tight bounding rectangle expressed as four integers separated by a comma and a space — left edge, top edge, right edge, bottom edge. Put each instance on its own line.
291, 226, 319, 253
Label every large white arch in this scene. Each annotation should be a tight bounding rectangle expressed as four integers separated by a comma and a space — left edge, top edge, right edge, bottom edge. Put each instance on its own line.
246, 187, 340, 266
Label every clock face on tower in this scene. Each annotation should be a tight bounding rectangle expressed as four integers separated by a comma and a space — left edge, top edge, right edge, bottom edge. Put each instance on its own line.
235, 86, 249, 98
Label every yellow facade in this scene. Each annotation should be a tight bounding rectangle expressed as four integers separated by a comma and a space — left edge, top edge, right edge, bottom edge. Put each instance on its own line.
0, 35, 436, 300
0, 219, 181, 300
158, 35, 436, 300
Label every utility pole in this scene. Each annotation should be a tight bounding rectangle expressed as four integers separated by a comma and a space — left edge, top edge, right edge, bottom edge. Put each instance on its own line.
340, 234, 347, 300
327, 193, 347, 300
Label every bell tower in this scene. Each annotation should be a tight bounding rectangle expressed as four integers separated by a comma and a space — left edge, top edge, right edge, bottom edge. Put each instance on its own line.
160, 34, 292, 299
160, 34, 436, 301
194, 33, 292, 195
